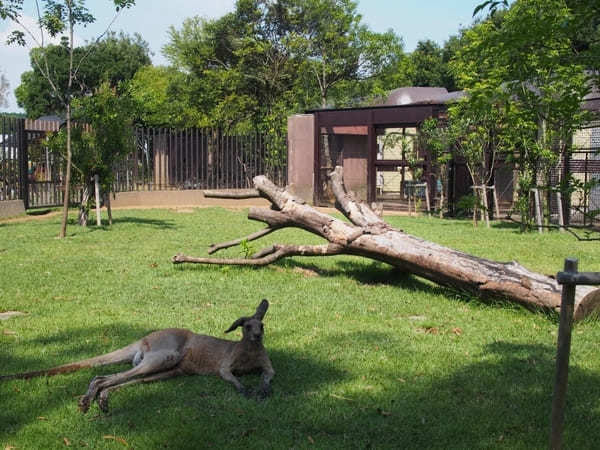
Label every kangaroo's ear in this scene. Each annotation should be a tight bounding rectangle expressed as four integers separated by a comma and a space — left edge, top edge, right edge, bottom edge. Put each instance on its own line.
225, 317, 247, 333
253, 299, 269, 320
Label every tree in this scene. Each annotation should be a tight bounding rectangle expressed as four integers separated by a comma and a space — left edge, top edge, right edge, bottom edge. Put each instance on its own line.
407, 40, 446, 88
127, 65, 201, 128
46, 82, 135, 226
1, 0, 136, 238
15, 32, 151, 119
284, 0, 403, 108
420, 118, 453, 218
452, 0, 593, 230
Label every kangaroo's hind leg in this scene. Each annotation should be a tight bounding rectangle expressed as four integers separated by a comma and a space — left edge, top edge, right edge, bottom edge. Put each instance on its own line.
97, 368, 185, 412
79, 350, 183, 413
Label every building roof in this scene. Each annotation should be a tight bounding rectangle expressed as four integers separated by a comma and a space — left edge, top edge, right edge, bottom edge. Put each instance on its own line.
383, 87, 465, 106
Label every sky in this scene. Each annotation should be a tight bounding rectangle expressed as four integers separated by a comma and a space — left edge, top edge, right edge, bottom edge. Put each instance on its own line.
0, 0, 486, 113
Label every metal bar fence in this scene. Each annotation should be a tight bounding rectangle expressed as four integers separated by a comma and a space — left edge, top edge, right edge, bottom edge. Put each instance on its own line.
112, 127, 287, 193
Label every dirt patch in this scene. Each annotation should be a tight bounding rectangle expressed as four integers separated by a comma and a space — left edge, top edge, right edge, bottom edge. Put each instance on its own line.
0, 311, 28, 320
0, 210, 60, 224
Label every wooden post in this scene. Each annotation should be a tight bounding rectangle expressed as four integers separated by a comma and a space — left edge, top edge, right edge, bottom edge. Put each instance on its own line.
556, 191, 565, 233
424, 183, 431, 216
531, 188, 543, 234
551, 261, 600, 449
491, 185, 500, 219
480, 186, 490, 228
550, 258, 578, 450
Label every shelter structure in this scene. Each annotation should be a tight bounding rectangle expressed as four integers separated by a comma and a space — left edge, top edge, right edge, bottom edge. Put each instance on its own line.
287, 87, 481, 212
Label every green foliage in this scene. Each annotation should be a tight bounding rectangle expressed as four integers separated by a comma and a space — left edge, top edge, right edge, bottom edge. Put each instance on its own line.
407, 40, 447, 89
160, 0, 403, 135
15, 32, 150, 118
451, 0, 595, 228
45, 82, 135, 187
239, 238, 256, 259
127, 65, 201, 127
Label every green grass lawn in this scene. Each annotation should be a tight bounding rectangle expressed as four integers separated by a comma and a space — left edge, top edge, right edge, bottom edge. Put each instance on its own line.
1, 208, 599, 449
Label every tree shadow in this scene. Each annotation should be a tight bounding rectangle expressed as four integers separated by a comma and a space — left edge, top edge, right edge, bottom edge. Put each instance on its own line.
3, 323, 599, 448
0, 323, 155, 436
110, 216, 177, 230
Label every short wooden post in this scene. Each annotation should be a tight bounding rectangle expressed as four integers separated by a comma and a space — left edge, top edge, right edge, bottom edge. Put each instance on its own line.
491, 185, 500, 219
550, 262, 600, 449
424, 183, 431, 216
531, 188, 543, 233
481, 186, 490, 228
550, 258, 578, 450
556, 191, 565, 233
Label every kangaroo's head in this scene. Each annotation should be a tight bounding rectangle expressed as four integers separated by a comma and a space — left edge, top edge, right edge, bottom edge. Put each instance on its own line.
225, 299, 269, 343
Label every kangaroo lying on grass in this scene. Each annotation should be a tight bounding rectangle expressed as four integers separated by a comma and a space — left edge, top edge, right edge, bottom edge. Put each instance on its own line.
0, 299, 275, 413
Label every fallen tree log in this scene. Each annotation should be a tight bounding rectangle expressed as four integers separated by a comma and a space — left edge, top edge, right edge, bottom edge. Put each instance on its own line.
173, 167, 600, 321
202, 189, 260, 199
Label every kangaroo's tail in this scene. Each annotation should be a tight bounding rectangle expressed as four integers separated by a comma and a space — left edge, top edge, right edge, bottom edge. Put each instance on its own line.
0, 342, 140, 381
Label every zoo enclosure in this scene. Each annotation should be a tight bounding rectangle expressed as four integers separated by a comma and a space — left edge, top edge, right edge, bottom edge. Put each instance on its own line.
0, 116, 287, 209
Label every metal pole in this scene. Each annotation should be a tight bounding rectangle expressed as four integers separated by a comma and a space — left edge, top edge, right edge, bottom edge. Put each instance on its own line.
550, 258, 578, 450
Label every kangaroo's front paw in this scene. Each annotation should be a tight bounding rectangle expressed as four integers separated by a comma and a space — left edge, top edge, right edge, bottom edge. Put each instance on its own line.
258, 384, 272, 400
239, 386, 252, 398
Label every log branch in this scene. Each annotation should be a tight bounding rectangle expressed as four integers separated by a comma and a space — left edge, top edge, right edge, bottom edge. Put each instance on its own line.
202, 189, 260, 199
328, 166, 391, 234
173, 244, 345, 267
208, 227, 276, 254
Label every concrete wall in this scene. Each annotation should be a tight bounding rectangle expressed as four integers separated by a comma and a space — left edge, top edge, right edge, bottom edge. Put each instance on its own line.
287, 114, 315, 203
0, 200, 25, 219
111, 190, 270, 209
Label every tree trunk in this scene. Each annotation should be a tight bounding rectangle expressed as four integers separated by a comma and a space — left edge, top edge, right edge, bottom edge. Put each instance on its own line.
78, 182, 90, 227
172, 166, 600, 321
59, 103, 72, 238
94, 174, 101, 226
106, 191, 113, 226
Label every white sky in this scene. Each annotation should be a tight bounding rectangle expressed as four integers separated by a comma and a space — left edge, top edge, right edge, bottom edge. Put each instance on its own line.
0, 0, 486, 113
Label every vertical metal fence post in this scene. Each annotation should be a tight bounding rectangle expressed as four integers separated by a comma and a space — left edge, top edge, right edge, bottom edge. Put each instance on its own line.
18, 118, 29, 209
550, 258, 578, 450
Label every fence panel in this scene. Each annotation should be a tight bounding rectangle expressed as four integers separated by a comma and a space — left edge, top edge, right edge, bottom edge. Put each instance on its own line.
26, 129, 66, 208
549, 121, 600, 227
0, 116, 26, 203
113, 127, 287, 192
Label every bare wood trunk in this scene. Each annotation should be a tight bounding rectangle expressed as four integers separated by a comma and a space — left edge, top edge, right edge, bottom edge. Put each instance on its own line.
94, 174, 101, 226
78, 182, 90, 227
172, 167, 600, 321
202, 189, 260, 199
106, 191, 113, 226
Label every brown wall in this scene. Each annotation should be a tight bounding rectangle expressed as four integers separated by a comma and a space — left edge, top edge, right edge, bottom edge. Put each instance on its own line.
111, 190, 269, 209
287, 114, 315, 202
342, 135, 368, 200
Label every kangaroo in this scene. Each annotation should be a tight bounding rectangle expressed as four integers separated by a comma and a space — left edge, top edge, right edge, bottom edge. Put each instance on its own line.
0, 299, 275, 413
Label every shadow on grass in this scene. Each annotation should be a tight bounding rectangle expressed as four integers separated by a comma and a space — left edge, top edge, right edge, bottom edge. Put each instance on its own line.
2, 322, 599, 448
105, 216, 177, 229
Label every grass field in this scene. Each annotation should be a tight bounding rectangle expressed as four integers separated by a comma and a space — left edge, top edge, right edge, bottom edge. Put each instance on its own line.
1, 208, 599, 449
